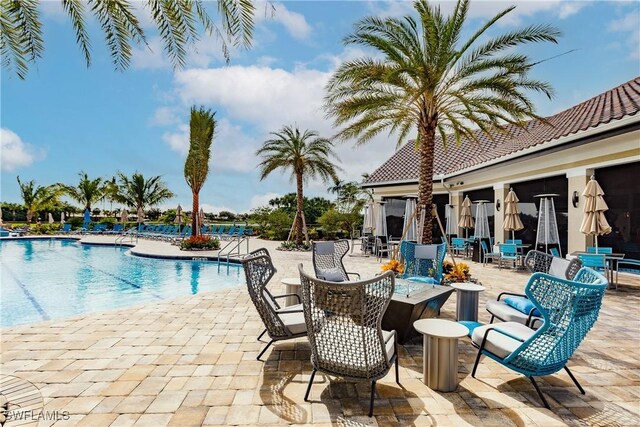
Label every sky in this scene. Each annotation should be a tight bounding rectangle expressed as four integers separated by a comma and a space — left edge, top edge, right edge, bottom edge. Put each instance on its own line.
1, 0, 639, 214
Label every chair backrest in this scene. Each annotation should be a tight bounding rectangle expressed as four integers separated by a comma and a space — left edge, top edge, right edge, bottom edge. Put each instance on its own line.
298, 265, 395, 381
500, 244, 517, 257
312, 240, 350, 282
577, 253, 606, 269
587, 247, 612, 254
504, 267, 607, 377
480, 240, 490, 254
550, 247, 560, 257
506, 239, 522, 245
523, 250, 582, 280
241, 252, 293, 339
399, 241, 446, 283
452, 238, 465, 248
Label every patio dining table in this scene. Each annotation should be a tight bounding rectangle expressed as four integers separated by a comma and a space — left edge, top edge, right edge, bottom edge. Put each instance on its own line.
569, 251, 625, 287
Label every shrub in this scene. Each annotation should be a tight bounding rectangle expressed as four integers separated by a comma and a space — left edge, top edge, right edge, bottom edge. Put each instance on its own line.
278, 241, 311, 251
180, 235, 220, 251
68, 217, 84, 228
99, 217, 117, 226
28, 223, 61, 235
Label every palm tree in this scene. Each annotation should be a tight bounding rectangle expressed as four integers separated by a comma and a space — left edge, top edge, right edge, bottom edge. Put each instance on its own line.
1, 0, 255, 79
257, 125, 340, 245
327, 178, 344, 199
17, 177, 61, 223
60, 171, 107, 212
325, 0, 559, 243
184, 106, 216, 237
112, 172, 174, 213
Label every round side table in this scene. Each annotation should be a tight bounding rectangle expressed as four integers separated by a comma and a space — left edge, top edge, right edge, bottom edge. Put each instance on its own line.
413, 319, 468, 392
281, 277, 301, 307
450, 282, 485, 322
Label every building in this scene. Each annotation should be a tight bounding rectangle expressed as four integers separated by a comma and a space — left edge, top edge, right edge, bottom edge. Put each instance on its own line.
362, 77, 640, 259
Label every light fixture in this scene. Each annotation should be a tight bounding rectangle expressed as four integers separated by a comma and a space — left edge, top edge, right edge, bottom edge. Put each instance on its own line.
496, 199, 501, 211
572, 191, 580, 208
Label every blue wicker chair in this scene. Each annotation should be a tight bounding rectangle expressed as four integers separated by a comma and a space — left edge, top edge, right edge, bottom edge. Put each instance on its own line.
471, 267, 608, 408
399, 241, 447, 285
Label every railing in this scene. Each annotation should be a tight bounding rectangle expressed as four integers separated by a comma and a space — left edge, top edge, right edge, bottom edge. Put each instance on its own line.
115, 232, 138, 247
218, 236, 250, 270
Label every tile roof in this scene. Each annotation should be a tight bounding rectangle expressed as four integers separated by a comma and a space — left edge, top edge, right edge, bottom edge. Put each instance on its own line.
364, 77, 640, 185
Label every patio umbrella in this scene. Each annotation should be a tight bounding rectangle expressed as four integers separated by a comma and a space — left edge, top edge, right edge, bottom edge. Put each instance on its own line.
375, 202, 387, 237
120, 208, 128, 223
458, 196, 474, 238
535, 194, 561, 256
503, 188, 524, 242
445, 204, 457, 236
362, 201, 375, 234
48, 212, 54, 224
60, 212, 65, 224
0, 206, 3, 225
402, 197, 417, 241
580, 175, 612, 253
83, 208, 91, 224
474, 200, 491, 239
174, 205, 183, 230
198, 208, 205, 230
137, 207, 144, 224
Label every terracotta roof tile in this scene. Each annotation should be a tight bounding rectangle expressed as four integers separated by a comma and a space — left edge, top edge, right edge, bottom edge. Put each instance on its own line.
364, 77, 640, 185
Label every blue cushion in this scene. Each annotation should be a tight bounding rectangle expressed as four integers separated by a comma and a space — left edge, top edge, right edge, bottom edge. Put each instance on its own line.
405, 276, 438, 284
459, 320, 482, 337
319, 269, 344, 282
503, 296, 541, 317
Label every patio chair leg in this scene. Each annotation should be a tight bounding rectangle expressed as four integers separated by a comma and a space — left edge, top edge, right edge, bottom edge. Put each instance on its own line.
369, 381, 376, 417
564, 366, 585, 394
257, 340, 273, 361
471, 348, 483, 378
394, 354, 400, 384
304, 369, 317, 402
257, 329, 267, 341
489, 315, 495, 324
529, 376, 550, 409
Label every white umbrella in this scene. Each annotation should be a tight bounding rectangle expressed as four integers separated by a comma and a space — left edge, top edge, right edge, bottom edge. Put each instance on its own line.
580, 175, 612, 253
60, 212, 65, 224
120, 208, 128, 223
474, 200, 491, 239
458, 196, 475, 238
0, 206, 3, 225
198, 208, 205, 232
48, 212, 54, 224
362, 201, 375, 234
402, 198, 417, 241
503, 188, 524, 242
137, 207, 144, 224
445, 204, 457, 236
375, 202, 387, 237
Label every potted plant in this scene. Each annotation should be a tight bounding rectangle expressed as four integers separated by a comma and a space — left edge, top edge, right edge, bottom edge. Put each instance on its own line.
442, 260, 472, 284
381, 259, 405, 276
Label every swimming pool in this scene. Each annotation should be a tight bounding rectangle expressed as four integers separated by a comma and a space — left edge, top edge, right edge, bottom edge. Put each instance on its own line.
0, 239, 245, 327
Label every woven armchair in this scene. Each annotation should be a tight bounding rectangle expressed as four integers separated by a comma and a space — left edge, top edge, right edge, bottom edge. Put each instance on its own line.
399, 241, 446, 284
242, 251, 307, 361
471, 267, 608, 408
312, 240, 361, 282
298, 265, 399, 417
486, 251, 583, 328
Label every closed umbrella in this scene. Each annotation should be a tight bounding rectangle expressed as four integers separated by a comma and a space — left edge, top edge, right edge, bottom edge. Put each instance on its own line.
48, 212, 54, 224
83, 208, 91, 224
503, 188, 524, 242
198, 208, 205, 231
402, 197, 417, 241
60, 212, 65, 224
0, 206, 3, 225
375, 202, 387, 237
445, 204, 457, 236
174, 205, 183, 230
362, 201, 375, 234
474, 200, 491, 239
458, 196, 474, 238
580, 175, 612, 253
120, 208, 128, 223
137, 207, 144, 224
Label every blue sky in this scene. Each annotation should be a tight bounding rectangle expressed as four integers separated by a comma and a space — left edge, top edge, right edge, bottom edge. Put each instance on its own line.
2, 0, 639, 214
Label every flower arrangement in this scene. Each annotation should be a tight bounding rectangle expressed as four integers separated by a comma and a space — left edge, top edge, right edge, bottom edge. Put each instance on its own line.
180, 235, 220, 251
443, 260, 471, 283
381, 259, 404, 275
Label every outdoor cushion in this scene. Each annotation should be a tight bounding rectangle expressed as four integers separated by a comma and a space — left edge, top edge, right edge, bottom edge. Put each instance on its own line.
405, 276, 438, 284
315, 241, 335, 255
472, 322, 535, 359
318, 268, 344, 282
486, 299, 542, 327
278, 311, 307, 335
277, 304, 302, 313
415, 244, 437, 260
504, 296, 541, 317
549, 257, 570, 278
382, 330, 395, 362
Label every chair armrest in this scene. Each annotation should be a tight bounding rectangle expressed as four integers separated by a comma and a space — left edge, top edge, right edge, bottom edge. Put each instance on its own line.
272, 294, 301, 304
347, 272, 361, 280
529, 317, 544, 329
384, 329, 397, 344
496, 292, 527, 301
276, 308, 304, 314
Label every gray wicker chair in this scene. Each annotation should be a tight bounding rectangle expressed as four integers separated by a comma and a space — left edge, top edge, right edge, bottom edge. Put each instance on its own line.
298, 265, 399, 417
312, 240, 361, 282
486, 250, 583, 328
242, 252, 307, 361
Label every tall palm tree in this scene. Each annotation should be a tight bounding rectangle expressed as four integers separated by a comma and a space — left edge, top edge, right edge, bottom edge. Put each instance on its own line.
257, 125, 340, 245
112, 172, 174, 213
1, 0, 255, 79
325, 0, 559, 243
17, 177, 61, 223
60, 171, 107, 212
184, 106, 216, 237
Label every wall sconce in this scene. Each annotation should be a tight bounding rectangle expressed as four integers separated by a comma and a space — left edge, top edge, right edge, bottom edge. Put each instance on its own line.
496, 199, 501, 211
572, 191, 580, 208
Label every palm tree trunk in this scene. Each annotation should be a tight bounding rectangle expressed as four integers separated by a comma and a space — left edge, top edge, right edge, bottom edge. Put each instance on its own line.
192, 190, 199, 237
417, 120, 436, 244
295, 172, 304, 246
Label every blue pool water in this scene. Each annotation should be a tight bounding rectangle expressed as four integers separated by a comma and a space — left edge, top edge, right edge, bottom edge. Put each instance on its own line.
0, 239, 245, 327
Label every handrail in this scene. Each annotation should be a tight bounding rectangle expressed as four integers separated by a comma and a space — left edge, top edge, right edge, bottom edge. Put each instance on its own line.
218, 236, 250, 267
115, 231, 138, 246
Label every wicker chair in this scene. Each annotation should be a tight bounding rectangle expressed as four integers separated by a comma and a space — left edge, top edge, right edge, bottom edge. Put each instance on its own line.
298, 265, 399, 417
399, 241, 446, 284
486, 251, 583, 328
471, 267, 608, 409
312, 240, 361, 282
242, 252, 307, 361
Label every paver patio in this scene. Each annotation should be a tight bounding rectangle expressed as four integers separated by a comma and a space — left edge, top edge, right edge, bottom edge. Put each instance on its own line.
1, 237, 639, 426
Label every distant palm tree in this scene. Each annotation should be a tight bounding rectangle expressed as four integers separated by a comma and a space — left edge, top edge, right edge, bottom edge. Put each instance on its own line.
16, 177, 61, 223
257, 125, 340, 245
113, 172, 174, 214
1, 0, 255, 79
325, 0, 559, 243
327, 178, 344, 199
184, 106, 216, 237
61, 171, 107, 212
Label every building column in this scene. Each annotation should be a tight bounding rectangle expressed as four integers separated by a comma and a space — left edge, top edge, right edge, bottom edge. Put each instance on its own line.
493, 183, 509, 245
567, 168, 593, 254
450, 192, 463, 237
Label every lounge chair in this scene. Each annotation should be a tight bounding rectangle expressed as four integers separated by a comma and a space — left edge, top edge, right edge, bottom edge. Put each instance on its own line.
60, 223, 72, 234
311, 240, 360, 282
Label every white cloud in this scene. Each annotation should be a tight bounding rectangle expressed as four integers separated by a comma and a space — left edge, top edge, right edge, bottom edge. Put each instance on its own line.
132, 34, 229, 70
132, 37, 168, 70
257, 55, 278, 67
0, 128, 45, 172
162, 124, 189, 155
150, 107, 181, 126
250, 192, 281, 210
256, 2, 313, 40
608, 9, 640, 60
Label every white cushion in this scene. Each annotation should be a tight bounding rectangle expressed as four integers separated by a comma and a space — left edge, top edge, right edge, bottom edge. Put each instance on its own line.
318, 268, 344, 282
471, 322, 535, 359
382, 330, 396, 362
315, 241, 335, 255
278, 311, 307, 335
549, 257, 569, 278
486, 299, 542, 327
415, 244, 437, 260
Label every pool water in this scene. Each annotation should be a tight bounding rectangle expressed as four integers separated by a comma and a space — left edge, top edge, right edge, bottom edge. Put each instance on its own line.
0, 239, 245, 327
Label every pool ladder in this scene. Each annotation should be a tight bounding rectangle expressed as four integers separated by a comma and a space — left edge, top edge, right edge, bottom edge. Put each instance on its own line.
115, 232, 138, 247
218, 236, 250, 269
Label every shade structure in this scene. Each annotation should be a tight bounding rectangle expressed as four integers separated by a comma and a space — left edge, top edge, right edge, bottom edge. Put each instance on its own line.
60, 211, 65, 224
120, 208, 128, 223
474, 200, 491, 239
83, 208, 91, 224
580, 175, 612, 253
137, 207, 144, 224
458, 196, 474, 238
375, 202, 387, 237
535, 194, 561, 256
445, 204, 457, 236
503, 188, 524, 242
48, 212, 54, 224
362, 202, 375, 234
174, 204, 183, 227
402, 198, 418, 241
